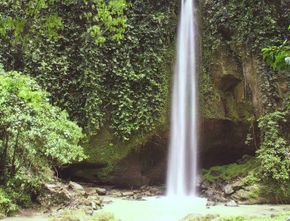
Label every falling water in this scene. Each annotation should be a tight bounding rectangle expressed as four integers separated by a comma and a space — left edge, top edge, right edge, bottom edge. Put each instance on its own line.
166, 0, 198, 197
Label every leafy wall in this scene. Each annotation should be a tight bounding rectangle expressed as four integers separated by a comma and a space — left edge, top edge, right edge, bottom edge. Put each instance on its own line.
200, 0, 290, 120
0, 0, 177, 140
0, 0, 178, 178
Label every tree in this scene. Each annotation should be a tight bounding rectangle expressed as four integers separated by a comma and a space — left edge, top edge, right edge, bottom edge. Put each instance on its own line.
0, 65, 86, 187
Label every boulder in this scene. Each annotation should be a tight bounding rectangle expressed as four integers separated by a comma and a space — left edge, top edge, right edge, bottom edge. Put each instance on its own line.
95, 187, 107, 196
181, 214, 218, 221
223, 184, 234, 195
37, 183, 71, 207
68, 181, 85, 194
37, 180, 104, 214
232, 189, 250, 201
225, 200, 239, 207
109, 190, 122, 197
122, 191, 134, 197
206, 200, 217, 207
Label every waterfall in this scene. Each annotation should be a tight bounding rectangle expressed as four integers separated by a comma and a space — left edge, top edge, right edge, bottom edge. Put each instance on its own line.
166, 0, 198, 197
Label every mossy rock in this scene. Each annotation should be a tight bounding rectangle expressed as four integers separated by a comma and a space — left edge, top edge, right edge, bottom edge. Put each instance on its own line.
202, 157, 258, 183
202, 158, 290, 204
181, 214, 219, 221
60, 125, 169, 187
50, 210, 119, 221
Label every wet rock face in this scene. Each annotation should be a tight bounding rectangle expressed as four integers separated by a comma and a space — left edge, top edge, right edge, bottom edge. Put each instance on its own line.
212, 50, 243, 92
60, 132, 169, 188
200, 119, 257, 168
103, 118, 256, 186
60, 118, 256, 187
106, 132, 169, 188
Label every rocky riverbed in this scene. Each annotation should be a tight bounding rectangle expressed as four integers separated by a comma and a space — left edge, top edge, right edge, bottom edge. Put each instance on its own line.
1, 181, 290, 221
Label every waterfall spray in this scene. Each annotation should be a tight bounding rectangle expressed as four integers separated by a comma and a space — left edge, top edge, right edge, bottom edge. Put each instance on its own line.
166, 0, 198, 197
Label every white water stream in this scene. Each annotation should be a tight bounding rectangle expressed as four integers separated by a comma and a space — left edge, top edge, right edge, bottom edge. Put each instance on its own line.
166, 0, 199, 197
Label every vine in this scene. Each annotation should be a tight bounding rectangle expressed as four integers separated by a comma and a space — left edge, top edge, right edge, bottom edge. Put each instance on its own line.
0, 0, 177, 141
257, 26, 290, 184
201, 0, 289, 53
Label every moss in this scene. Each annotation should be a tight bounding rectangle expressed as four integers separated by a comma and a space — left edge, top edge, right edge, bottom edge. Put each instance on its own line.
183, 213, 290, 221
50, 210, 119, 221
220, 218, 245, 221
182, 214, 219, 221
200, 68, 225, 119
202, 158, 258, 183
203, 158, 290, 203
245, 212, 290, 221
84, 127, 143, 179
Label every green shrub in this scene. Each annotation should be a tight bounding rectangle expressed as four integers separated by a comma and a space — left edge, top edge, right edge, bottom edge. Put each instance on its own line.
0, 65, 86, 208
262, 25, 290, 71
257, 111, 290, 183
0, 188, 17, 215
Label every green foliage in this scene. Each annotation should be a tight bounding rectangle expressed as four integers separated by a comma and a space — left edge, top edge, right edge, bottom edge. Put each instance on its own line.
201, 0, 290, 52
245, 213, 290, 221
257, 111, 290, 183
199, 67, 223, 119
50, 210, 119, 221
219, 213, 290, 221
262, 26, 290, 71
262, 41, 290, 71
259, 182, 290, 203
258, 25, 290, 185
0, 0, 176, 141
202, 158, 258, 183
183, 213, 290, 221
0, 188, 17, 215
0, 0, 127, 45
0, 66, 86, 200
84, 0, 127, 43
